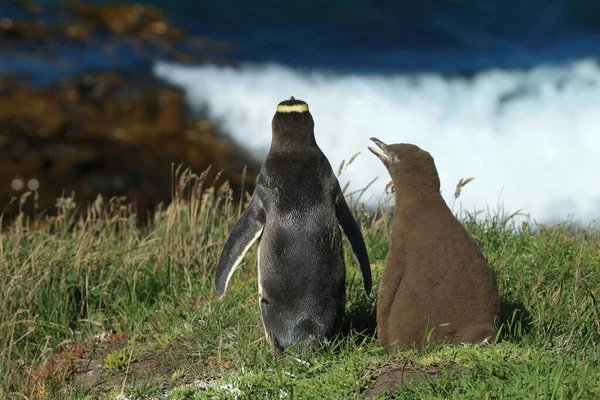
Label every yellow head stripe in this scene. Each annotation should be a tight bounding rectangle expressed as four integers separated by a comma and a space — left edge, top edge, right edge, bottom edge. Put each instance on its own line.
276, 103, 309, 113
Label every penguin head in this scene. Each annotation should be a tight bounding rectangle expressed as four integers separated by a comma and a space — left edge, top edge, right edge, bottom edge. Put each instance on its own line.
271, 97, 316, 149
368, 137, 440, 196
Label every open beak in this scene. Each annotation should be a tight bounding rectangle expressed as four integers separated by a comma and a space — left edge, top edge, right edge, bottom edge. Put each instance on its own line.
368, 137, 390, 163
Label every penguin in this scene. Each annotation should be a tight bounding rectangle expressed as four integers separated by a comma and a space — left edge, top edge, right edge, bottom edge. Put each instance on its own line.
214, 97, 372, 355
368, 137, 499, 351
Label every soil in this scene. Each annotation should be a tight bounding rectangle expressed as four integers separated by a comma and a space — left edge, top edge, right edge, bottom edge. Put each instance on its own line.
69, 333, 207, 394
362, 358, 442, 399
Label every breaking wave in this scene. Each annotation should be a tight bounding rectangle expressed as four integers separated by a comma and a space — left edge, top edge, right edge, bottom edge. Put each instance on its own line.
155, 59, 600, 224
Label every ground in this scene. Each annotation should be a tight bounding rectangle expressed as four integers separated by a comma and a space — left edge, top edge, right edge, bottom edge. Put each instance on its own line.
1, 171, 599, 399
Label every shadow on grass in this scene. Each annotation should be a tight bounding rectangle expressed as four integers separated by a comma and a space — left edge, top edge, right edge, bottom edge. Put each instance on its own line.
340, 293, 378, 343
278, 299, 531, 362
497, 298, 533, 341
337, 296, 533, 348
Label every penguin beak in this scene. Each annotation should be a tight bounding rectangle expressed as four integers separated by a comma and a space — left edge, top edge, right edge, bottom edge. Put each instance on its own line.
368, 137, 391, 164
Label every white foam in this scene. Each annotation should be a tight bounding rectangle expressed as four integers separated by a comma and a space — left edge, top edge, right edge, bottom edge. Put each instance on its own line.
154, 59, 600, 224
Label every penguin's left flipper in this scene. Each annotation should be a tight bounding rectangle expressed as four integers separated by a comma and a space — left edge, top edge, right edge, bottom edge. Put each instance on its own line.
214, 195, 265, 299
335, 187, 372, 295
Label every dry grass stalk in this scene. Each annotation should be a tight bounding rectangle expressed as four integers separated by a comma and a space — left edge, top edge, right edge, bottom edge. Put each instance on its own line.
454, 177, 475, 200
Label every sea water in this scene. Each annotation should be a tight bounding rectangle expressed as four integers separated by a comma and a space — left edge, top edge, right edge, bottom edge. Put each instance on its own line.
3, 0, 600, 223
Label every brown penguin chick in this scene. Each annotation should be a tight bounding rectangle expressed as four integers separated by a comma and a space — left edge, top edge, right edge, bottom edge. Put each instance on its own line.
368, 138, 500, 351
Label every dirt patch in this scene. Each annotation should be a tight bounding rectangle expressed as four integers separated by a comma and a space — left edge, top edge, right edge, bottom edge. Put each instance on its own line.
24, 328, 205, 397
363, 358, 442, 399
71, 335, 203, 393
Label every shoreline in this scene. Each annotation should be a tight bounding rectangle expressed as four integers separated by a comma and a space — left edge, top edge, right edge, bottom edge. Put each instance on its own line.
1, 0, 260, 222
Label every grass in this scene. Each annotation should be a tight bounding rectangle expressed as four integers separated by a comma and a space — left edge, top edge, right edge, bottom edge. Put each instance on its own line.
0, 166, 599, 399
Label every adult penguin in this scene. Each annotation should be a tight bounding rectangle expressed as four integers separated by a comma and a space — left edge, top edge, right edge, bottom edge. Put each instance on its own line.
215, 97, 372, 355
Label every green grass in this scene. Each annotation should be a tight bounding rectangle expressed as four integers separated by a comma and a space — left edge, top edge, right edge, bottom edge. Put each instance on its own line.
1, 167, 599, 399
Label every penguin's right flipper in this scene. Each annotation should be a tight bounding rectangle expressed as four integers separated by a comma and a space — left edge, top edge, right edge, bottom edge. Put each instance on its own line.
215, 195, 265, 298
334, 185, 372, 295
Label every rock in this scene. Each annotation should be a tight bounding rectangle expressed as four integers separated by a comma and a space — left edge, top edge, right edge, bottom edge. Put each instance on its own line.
0, 70, 260, 222
67, 1, 187, 41
0, 0, 250, 223
9, 0, 44, 14
0, 18, 53, 43
1, 0, 237, 66
60, 22, 92, 42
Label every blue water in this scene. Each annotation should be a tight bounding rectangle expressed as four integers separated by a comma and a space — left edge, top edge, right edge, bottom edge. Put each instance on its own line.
3, 0, 600, 83
3, 0, 600, 222
175, 0, 600, 73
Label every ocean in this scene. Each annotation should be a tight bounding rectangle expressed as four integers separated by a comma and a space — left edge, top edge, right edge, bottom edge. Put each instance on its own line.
3, 0, 600, 223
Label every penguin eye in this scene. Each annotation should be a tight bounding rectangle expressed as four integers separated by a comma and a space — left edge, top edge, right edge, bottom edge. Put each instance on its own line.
385, 181, 395, 194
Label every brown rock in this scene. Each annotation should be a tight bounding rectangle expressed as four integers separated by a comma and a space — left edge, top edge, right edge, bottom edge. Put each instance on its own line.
60, 22, 92, 42
0, 18, 53, 43
10, 0, 44, 14
2, 0, 233, 65
67, 1, 187, 41
0, 71, 259, 222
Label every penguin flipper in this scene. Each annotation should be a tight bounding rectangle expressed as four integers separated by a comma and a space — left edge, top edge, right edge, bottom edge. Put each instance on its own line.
215, 195, 265, 298
335, 189, 372, 295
